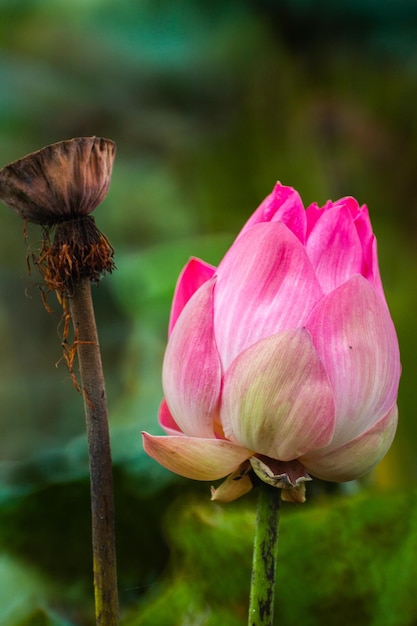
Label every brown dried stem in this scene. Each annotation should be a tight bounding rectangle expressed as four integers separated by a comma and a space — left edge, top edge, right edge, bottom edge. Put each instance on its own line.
0, 137, 119, 624
69, 279, 119, 625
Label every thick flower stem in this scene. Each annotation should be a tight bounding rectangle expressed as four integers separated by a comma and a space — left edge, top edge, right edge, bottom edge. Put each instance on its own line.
248, 483, 281, 626
69, 279, 119, 626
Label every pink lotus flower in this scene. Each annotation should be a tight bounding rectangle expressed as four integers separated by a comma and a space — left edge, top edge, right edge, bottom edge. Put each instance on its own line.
142, 183, 401, 502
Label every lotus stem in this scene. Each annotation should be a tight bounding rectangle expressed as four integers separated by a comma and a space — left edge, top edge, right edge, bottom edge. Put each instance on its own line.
248, 483, 281, 626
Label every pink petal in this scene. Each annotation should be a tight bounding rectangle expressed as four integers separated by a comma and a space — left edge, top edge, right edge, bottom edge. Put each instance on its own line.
305, 275, 401, 448
357, 220, 386, 301
142, 432, 253, 480
306, 196, 360, 237
158, 399, 184, 435
351, 202, 373, 262
237, 182, 307, 243
368, 235, 386, 301
300, 403, 398, 482
305, 204, 363, 293
214, 222, 323, 370
347, 201, 386, 299
328, 196, 362, 216
220, 329, 335, 460
168, 257, 216, 335
305, 200, 324, 237
163, 278, 222, 438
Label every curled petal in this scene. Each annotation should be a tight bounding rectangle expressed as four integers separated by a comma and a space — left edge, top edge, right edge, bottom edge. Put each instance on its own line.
168, 257, 216, 335
142, 433, 253, 481
306, 275, 401, 447
300, 404, 398, 482
214, 222, 323, 369
210, 462, 254, 502
237, 182, 307, 243
250, 456, 312, 488
280, 485, 308, 503
221, 329, 335, 460
250, 456, 311, 503
163, 278, 222, 438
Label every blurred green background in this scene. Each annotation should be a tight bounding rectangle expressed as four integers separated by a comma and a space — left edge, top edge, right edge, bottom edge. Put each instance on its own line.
1, 0, 417, 624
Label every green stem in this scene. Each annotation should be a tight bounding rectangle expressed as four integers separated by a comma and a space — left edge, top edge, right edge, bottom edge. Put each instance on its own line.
69, 279, 119, 625
248, 483, 281, 626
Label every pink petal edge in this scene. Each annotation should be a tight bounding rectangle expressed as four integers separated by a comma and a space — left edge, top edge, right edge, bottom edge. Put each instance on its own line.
158, 399, 184, 435
300, 403, 398, 482
168, 257, 216, 335
306, 275, 401, 447
236, 182, 307, 244
163, 278, 222, 438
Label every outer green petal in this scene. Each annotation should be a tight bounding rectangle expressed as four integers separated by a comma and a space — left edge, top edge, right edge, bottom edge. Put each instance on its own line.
142, 432, 253, 481
300, 404, 398, 482
221, 328, 335, 461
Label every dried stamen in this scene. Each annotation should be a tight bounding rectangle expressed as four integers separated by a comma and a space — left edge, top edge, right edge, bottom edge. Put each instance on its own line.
34, 216, 115, 297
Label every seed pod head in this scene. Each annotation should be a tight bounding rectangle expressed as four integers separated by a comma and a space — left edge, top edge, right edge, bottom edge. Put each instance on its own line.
0, 137, 117, 295
0, 136, 116, 225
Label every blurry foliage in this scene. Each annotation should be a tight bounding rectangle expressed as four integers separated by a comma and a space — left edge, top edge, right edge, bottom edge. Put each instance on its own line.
123, 490, 417, 626
0, 471, 194, 624
1, 0, 417, 623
